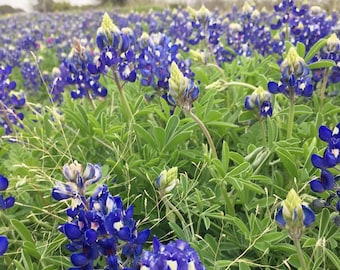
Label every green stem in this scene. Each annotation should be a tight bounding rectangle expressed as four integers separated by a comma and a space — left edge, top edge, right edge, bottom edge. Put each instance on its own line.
319, 68, 330, 109
188, 109, 218, 159
161, 192, 186, 226
259, 117, 267, 147
294, 239, 308, 270
224, 81, 257, 91
221, 182, 235, 217
0, 101, 17, 136
112, 67, 134, 123
287, 88, 295, 140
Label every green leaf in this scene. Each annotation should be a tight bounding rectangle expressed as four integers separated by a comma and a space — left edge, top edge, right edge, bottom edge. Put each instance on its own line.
13, 260, 26, 270
275, 147, 297, 178
239, 262, 251, 270
232, 217, 250, 236
240, 179, 264, 194
134, 124, 156, 149
308, 59, 336, 70
296, 41, 306, 58
169, 222, 187, 240
221, 141, 229, 171
303, 238, 317, 248
153, 127, 165, 151
318, 208, 330, 238
284, 41, 294, 54
163, 131, 192, 152
22, 249, 34, 270
226, 162, 250, 177
325, 249, 340, 268
11, 219, 34, 243
41, 256, 71, 268
165, 115, 179, 141
23, 241, 40, 260
276, 104, 313, 116
304, 38, 326, 63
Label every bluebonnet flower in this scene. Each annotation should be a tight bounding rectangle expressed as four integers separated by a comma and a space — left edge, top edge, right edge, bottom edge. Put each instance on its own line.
137, 32, 179, 90
140, 236, 205, 270
168, 62, 199, 112
21, 58, 41, 92
88, 13, 137, 83
0, 64, 25, 134
0, 175, 15, 256
244, 87, 272, 117
310, 123, 340, 193
53, 162, 150, 269
53, 39, 108, 101
268, 47, 314, 97
275, 189, 315, 240
309, 123, 340, 225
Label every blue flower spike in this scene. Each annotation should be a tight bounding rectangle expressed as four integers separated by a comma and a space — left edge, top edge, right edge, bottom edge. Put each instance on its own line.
53, 163, 151, 269
275, 189, 315, 240
0, 175, 15, 256
244, 86, 272, 117
168, 61, 200, 111
268, 46, 313, 98
140, 236, 205, 270
310, 122, 340, 225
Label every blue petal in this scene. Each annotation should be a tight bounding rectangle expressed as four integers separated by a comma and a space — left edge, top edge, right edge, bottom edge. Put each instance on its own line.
52, 188, 71, 201
0, 175, 9, 191
71, 252, 89, 266
319, 125, 332, 142
107, 255, 118, 267
0, 236, 8, 256
63, 223, 82, 240
323, 149, 337, 167
125, 205, 134, 219
267, 81, 279, 94
244, 96, 253, 110
85, 229, 97, 245
118, 226, 131, 241
87, 62, 99, 74
136, 229, 150, 245
302, 205, 315, 227
311, 154, 325, 169
310, 179, 325, 193
321, 169, 335, 190
275, 207, 286, 227
152, 236, 161, 253
4, 196, 15, 209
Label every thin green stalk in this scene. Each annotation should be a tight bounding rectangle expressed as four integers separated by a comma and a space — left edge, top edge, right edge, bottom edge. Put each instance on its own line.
287, 87, 295, 139
112, 67, 134, 123
188, 109, 217, 159
294, 239, 308, 270
221, 182, 235, 217
224, 81, 258, 91
160, 192, 186, 226
319, 67, 330, 109
259, 118, 267, 147
0, 101, 16, 136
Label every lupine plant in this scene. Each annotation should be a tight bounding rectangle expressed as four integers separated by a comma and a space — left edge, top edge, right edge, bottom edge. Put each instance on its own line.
1, 1, 340, 269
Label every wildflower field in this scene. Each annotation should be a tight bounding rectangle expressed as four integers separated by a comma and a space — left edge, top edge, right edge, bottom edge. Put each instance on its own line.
1, 0, 340, 269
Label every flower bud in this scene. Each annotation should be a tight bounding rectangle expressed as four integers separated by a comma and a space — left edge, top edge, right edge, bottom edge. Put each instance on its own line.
168, 61, 190, 100
281, 47, 309, 82
326, 33, 340, 52
275, 189, 315, 240
155, 167, 179, 193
